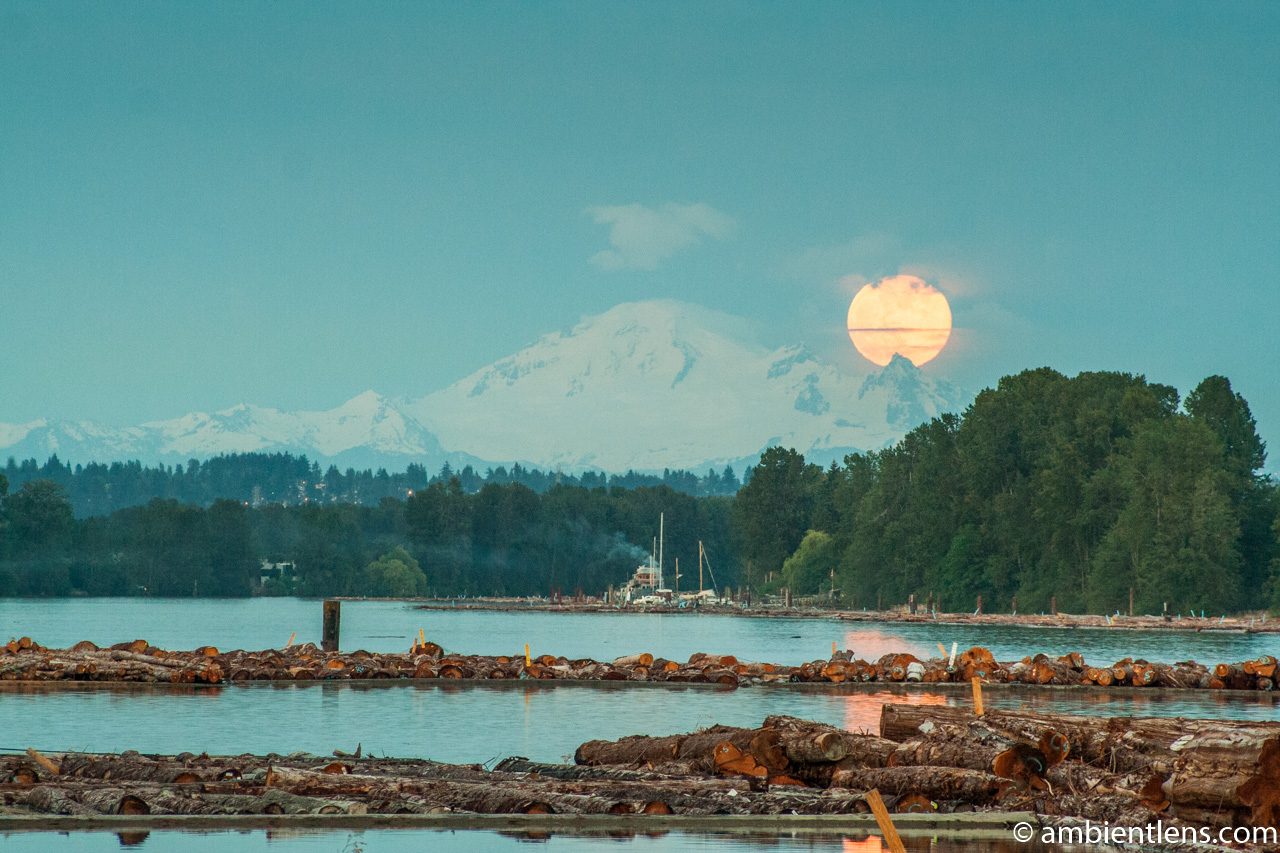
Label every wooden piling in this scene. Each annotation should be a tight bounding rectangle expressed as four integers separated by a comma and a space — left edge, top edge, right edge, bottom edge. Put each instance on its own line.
865, 789, 908, 853
975, 595, 982, 615
322, 600, 341, 653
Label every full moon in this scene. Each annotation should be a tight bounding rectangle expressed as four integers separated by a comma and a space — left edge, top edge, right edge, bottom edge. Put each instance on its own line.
846, 275, 952, 367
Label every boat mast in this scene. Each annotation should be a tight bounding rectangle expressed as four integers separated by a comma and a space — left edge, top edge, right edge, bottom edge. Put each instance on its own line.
658, 512, 664, 590
698, 541, 703, 593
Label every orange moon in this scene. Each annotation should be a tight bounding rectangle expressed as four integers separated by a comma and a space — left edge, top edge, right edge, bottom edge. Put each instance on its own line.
847, 275, 952, 367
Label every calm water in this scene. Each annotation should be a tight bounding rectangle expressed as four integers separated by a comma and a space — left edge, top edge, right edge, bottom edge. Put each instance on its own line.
1, 598, 1273, 666
2, 598, 1277, 776
3, 680, 1277, 764
0, 829, 1067, 852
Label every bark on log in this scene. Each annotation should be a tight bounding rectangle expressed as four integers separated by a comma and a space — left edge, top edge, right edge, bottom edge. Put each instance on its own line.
59, 754, 204, 784
881, 703, 1280, 777
830, 765, 1015, 805
1169, 730, 1280, 827
763, 715, 851, 764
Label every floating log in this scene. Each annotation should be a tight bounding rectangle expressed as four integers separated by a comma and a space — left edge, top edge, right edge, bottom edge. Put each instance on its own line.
7, 637, 1280, 697
7, 707, 1280, 833
830, 765, 1014, 805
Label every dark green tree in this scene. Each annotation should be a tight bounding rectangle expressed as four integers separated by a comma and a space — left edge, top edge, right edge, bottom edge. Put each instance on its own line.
732, 447, 823, 585
782, 530, 838, 595
365, 546, 427, 597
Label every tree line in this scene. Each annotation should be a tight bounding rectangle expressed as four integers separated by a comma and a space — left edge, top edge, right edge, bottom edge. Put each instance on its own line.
2, 453, 742, 518
2, 369, 1277, 613
0, 474, 734, 600
736, 371, 1279, 615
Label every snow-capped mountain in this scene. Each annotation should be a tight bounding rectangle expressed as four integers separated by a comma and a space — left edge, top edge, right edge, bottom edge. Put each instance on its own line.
0, 393, 463, 471
409, 300, 968, 472
0, 301, 970, 473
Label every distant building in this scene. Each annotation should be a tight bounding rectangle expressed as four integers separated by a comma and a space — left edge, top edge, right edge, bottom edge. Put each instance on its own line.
259, 560, 296, 587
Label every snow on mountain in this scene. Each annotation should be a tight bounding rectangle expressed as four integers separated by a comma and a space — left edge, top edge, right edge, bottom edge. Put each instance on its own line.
0, 394, 455, 471
138, 392, 446, 460
409, 300, 969, 472
1, 300, 970, 473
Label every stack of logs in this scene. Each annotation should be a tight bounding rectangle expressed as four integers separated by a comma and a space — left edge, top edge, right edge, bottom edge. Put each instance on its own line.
0, 740, 885, 818
4, 637, 1279, 692
0, 639, 225, 685
578, 707, 1280, 831
876, 703, 1280, 830
5, 707, 1278, 833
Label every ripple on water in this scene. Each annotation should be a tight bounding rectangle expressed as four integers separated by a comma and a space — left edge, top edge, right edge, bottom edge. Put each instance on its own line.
1, 598, 1273, 667
3, 680, 1276, 764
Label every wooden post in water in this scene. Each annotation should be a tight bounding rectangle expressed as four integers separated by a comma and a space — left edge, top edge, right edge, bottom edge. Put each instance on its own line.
784, 587, 792, 608
1011, 595, 1017, 614
976, 595, 982, 615
864, 789, 908, 853
1051, 595, 1057, 616
322, 600, 341, 652
908, 593, 916, 615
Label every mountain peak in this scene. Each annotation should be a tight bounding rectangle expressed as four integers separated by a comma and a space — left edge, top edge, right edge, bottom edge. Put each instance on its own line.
337, 390, 390, 411
1, 301, 972, 474
857, 353, 967, 430
414, 301, 970, 471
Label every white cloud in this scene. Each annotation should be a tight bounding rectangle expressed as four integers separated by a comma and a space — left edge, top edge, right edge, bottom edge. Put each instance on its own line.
587, 202, 735, 271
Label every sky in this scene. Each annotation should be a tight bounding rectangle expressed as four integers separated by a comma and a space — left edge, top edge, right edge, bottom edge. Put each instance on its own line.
2, 3, 1277, 466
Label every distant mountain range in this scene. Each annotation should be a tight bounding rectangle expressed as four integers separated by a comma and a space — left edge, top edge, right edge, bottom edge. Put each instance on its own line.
0, 301, 970, 473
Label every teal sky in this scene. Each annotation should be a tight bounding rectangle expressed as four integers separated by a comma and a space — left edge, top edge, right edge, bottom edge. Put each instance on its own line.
2, 3, 1277, 464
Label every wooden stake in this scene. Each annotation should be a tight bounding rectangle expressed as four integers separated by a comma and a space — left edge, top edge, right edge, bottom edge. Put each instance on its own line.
286, 632, 296, 648
971, 676, 984, 717
525, 644, 531, 667
832, 641, 837, 656
26, 748, 60, 776
937, 643, 947, 658
322, 600, 341, 653
864, 788, 908, 853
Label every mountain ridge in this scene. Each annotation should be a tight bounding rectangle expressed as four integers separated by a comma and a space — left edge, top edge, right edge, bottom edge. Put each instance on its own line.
1, 300, 971, 473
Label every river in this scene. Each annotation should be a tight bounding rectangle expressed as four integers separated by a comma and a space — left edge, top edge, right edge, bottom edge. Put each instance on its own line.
1, 598, 1272, 665
2, 597, 1273, 851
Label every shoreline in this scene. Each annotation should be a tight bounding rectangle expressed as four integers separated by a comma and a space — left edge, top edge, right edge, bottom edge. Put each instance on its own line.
406, 598, 1276, 634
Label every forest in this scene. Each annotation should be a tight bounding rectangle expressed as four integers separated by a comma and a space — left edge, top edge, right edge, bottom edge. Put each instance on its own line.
1, 453, 742, 517
1, 369, 1277, 613
742, 370, 1280, 615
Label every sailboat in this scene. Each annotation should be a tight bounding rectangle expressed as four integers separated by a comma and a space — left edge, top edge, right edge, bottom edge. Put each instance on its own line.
622, 513, 674, 605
